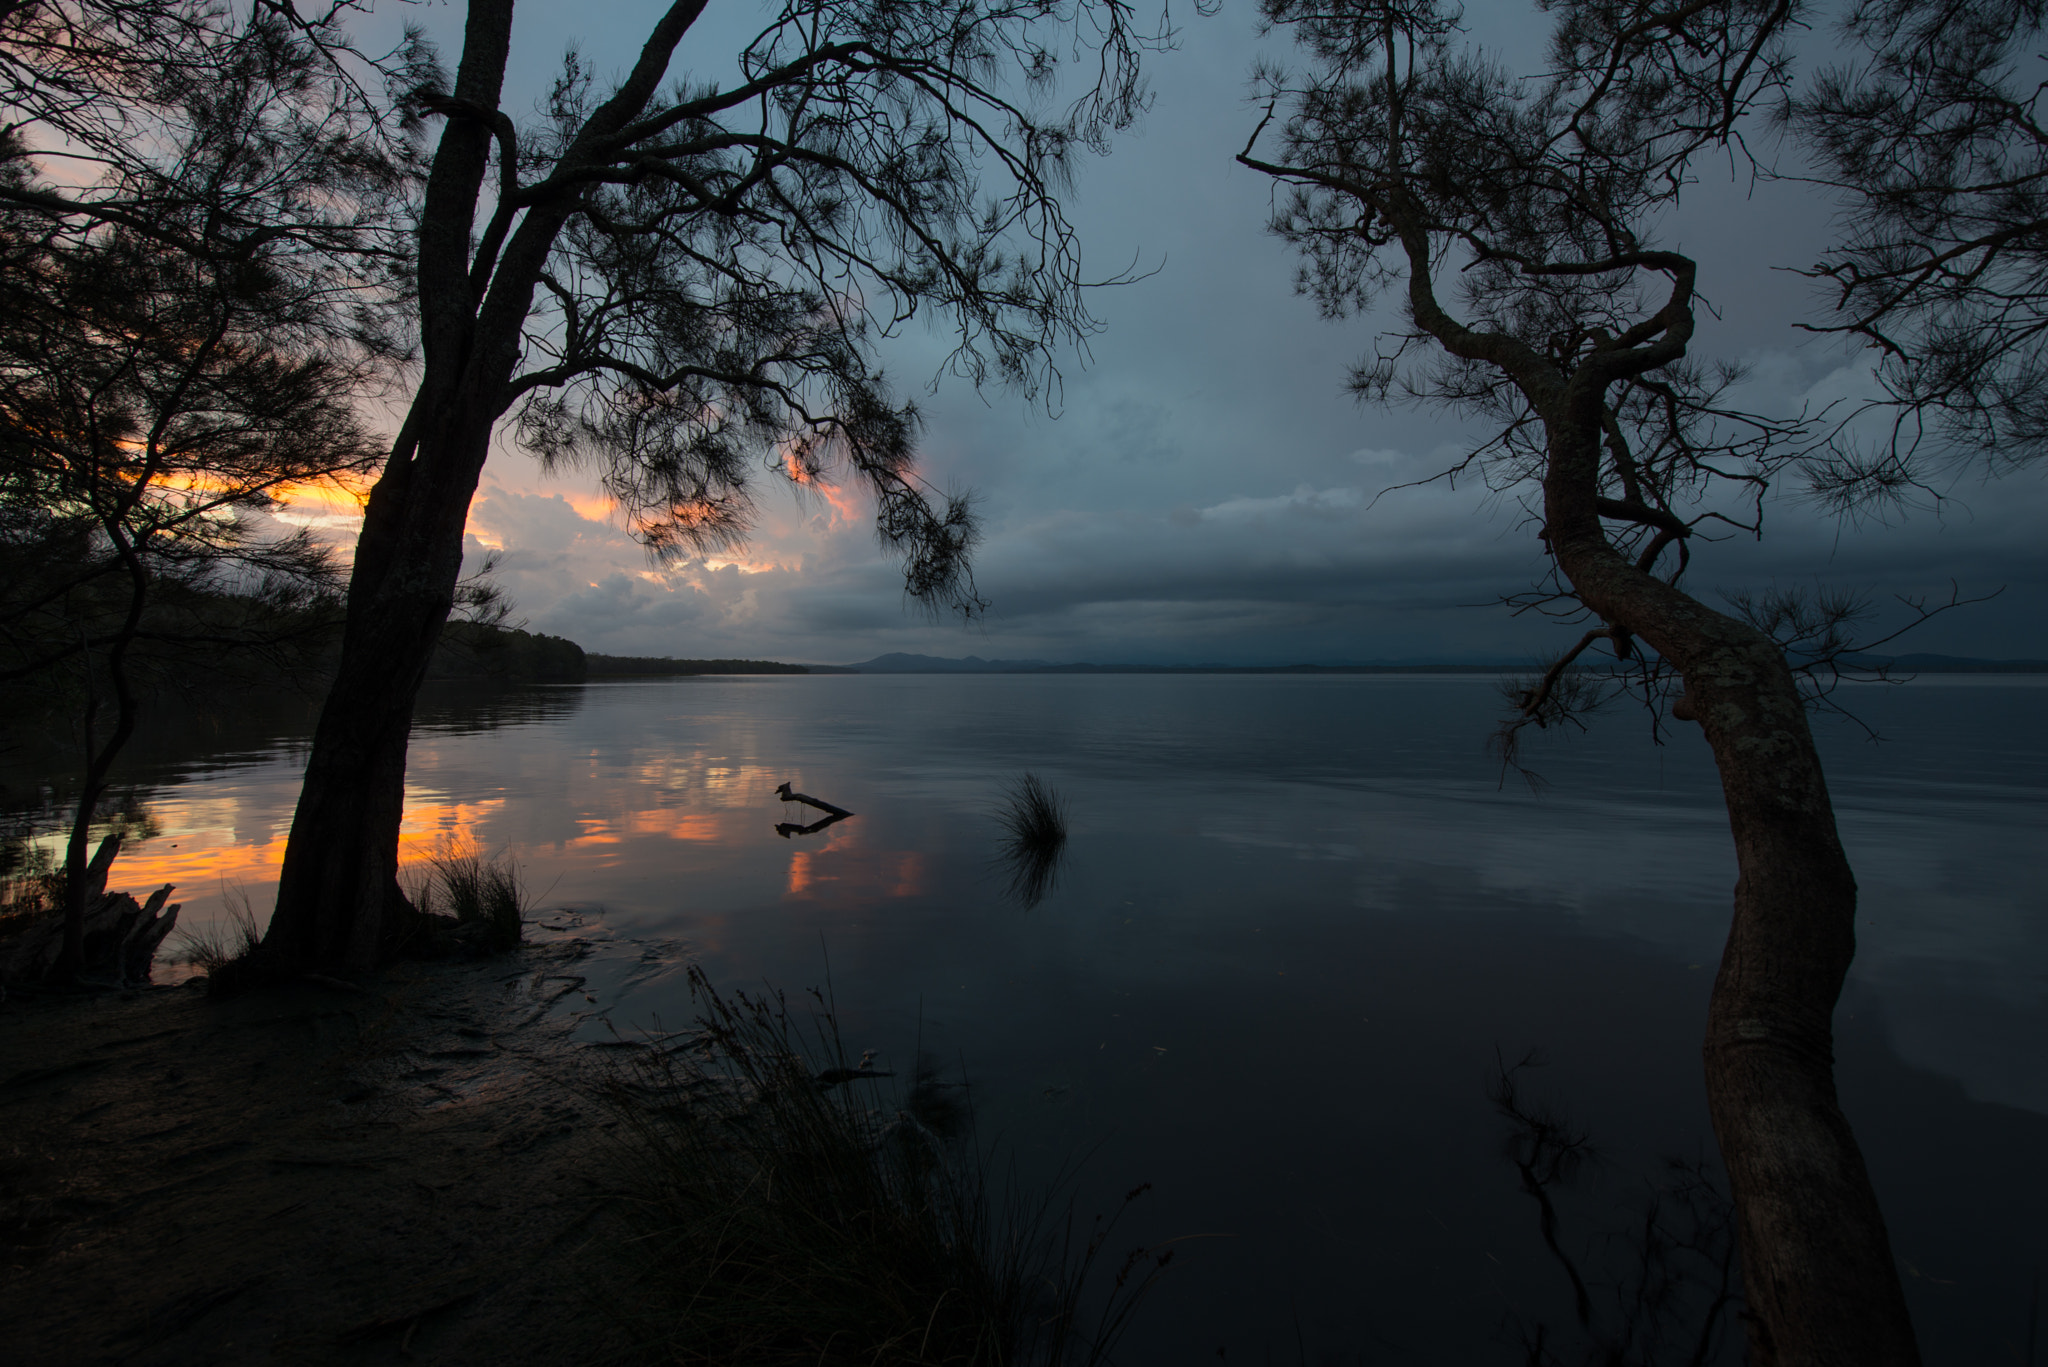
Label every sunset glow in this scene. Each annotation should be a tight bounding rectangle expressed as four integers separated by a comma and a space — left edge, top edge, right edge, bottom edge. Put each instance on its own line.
782, 454, 864, 525
564, 492, 617, 522
564, 807, 730, 853
271, 472, 373, 532
785, 824, 925, 899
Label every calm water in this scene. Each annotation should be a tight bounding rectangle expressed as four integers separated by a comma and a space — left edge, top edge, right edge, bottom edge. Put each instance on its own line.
29, 673, 2048, 1363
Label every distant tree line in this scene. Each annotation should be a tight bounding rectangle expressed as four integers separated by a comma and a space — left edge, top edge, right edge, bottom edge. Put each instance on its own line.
428, 623, 586, 684
585, 656, 811, 677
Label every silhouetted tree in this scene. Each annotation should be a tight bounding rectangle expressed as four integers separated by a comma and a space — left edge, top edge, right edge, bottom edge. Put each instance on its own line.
256, 0, 1165, 977
0, 0, 405, 980
1240, 0, 1919, 1361
0, 0, 419, 312
1791, 0, 2048, 506
0, 221, 381, 980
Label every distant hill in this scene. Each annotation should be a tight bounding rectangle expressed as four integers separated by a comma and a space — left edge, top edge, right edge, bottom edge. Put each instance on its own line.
843, 653, 1053, 672
1835, 652, 2048, 673
844, 653, 1535, 674
842, 651, 2048, 675
585, 655, 822, 676
535, 648, 2048, 682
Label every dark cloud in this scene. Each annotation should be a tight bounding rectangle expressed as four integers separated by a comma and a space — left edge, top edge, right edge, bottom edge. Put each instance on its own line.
436, 1, 2047, 666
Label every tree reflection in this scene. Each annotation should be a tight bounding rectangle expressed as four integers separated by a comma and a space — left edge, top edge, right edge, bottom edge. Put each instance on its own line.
1492, 1053, 1741, 1366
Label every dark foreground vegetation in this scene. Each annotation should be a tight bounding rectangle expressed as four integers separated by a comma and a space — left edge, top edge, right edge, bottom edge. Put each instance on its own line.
601, 966, 1165, 1365
0, 930, 1173, 1366
203, 848, 531, 994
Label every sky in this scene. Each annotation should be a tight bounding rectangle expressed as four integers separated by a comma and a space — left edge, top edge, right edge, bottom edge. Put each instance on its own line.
285, 0, 2048, 666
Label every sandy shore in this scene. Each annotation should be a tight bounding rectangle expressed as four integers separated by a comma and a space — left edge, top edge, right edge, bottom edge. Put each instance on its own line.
0, 938, 656, 1366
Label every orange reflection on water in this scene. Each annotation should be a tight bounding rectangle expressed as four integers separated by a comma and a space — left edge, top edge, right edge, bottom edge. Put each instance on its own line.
95, 795, 528, 901
566, 817, 622, 849
628, 809, 724, 841
396, 797, 510, 863
786, 826, 924, 900
786, 822, 850, 895
889, 852, 926, 898
565, 807, 731, 853
108, 827, 287, 900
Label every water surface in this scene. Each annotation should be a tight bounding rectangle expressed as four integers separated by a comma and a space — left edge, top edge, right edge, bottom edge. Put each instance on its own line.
30, 673, 2048, 1363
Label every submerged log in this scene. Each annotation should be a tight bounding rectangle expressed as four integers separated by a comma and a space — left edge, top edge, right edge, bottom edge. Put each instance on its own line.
775, 812, 851, 839
773, 782, 853, 818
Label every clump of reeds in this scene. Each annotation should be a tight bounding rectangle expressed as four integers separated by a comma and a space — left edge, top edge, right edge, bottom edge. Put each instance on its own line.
406, 844, 526, 952
599, 964, 1168, 1366
0, 837, 61, 922
996, 773, 1069, 909
169, 884, 263, 974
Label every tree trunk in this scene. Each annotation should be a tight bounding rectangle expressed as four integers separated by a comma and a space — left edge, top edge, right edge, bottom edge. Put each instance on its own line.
1543, 417, 1920, 1366
57, 528, 149, 981
256, 0, 521, 978
260, 402, 496, 974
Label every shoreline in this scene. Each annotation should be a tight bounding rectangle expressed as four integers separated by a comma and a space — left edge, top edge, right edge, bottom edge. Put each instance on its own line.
0, 940, 643, 1366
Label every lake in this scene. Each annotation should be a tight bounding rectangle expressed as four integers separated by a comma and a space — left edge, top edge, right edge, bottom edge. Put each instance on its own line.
28, 672, 2048, 1363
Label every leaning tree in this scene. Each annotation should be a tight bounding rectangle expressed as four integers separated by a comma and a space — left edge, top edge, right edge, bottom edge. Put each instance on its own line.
255, 0, 1164, 976
1240, 0, 1920, 1362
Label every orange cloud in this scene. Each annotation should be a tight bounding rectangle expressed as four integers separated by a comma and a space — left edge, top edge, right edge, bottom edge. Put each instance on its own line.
777, 437, 866, 525
271, 472, 374, 532
564, 492, 617, 523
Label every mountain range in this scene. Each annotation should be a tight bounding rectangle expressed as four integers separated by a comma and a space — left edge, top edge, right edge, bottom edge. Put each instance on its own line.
837, 651, 2048, 674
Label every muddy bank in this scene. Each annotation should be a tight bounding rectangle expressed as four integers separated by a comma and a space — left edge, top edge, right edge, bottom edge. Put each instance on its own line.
0, 936, 664, 1366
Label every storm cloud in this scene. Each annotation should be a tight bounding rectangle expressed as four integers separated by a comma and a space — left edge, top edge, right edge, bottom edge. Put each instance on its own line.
371, 0, 2048, 666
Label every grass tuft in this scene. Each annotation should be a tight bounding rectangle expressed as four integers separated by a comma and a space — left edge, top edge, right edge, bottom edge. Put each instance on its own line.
407, 844, 527, 953
995, 774, 1069, 909
169, 885, 263, 975
600, 965, 1167, 1365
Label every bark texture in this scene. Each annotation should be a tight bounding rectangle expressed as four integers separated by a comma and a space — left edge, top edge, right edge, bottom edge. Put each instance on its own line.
262, 402, 500, 972
1543, 415, 1920, 1367
260, 2, 519, 975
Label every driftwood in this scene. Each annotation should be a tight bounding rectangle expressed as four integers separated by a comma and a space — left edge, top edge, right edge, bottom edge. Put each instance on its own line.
775, 813, 850, 839
773, 782, 854, 838
773, 782, 852, 818
0, 834, 181, 986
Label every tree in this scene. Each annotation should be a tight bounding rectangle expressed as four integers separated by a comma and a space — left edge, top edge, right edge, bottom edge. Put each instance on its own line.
1238, 1, 1919, 1362
1791, 0, 2048, 506
255, 0, 1161, 977
0, 0, 405, 981
0, 218, 382, 981
0, 0, 419, 314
